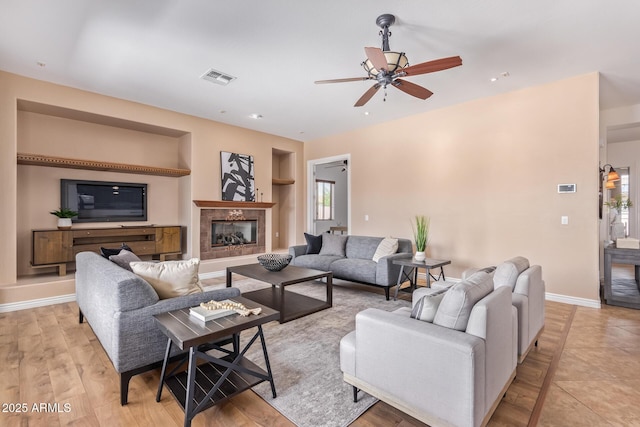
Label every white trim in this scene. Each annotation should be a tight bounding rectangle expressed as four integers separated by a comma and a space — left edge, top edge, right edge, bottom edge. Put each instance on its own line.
545, 292, 601, 309
0, 293, 76, 313
307, 154, 351, 234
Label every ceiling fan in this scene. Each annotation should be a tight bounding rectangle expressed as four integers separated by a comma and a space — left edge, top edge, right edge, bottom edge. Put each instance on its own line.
315, 14, 462, 107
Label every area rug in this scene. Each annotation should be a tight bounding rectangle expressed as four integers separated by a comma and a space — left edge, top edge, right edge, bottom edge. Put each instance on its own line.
204, 278, 410, 427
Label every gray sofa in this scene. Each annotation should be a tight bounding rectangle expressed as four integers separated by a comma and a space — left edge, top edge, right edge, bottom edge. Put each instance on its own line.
75, 251, 241, 405
340, 272, 517, 427
289, 235, 413, 300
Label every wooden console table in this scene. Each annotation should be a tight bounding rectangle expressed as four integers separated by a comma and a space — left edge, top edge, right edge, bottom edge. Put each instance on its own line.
603, 244, 640, 309
32, 225, 182, 275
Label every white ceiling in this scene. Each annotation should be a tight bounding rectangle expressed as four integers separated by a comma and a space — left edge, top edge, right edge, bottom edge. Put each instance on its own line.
2, 0, 640, 142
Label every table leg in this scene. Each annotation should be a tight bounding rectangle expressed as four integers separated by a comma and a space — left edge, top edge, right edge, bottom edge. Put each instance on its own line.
426, 268, 431, 288
326, 273, 333, 307
226, 268, 232, 287
258, 325, 277, 398
156, 338, 173, 402
183, 347, 198, 427
280, 282, 286, 323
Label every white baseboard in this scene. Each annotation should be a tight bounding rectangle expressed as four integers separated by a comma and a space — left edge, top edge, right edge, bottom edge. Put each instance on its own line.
0, 277, 602, 312
545, 292, 601, 309
0, 293, 76, 313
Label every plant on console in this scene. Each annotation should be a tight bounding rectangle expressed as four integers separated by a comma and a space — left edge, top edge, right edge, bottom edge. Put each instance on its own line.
412, 215, 430, 261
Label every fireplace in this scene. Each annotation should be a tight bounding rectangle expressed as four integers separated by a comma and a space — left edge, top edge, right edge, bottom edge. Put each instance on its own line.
200, 208, 266, 260
211, 220, 257, 247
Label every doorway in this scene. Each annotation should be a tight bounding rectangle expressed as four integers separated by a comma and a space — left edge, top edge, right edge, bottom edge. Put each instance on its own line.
307, 155, 350, 235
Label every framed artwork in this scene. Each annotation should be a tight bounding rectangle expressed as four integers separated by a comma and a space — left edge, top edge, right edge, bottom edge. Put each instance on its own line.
221, 151, 255, 201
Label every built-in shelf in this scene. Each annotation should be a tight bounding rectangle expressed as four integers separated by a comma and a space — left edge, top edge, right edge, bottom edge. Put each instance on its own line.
193, 200, 276, 209
17, 152, 191, 177
272, 178, 295, 185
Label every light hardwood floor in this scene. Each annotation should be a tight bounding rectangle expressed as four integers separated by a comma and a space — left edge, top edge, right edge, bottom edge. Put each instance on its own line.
1, 273, 639, 426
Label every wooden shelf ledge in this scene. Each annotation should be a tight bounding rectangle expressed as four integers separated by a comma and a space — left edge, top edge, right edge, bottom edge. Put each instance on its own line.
193, 200, 276, 209
17, 152, 191, 178
272, 178, 295, 185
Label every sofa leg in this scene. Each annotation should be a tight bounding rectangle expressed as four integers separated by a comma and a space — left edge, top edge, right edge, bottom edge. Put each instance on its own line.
120, 372, 134, 405
353, 386, 359, 402
535, 339, 539, 347
79, 309, 84, 324
384, 287, 390, 301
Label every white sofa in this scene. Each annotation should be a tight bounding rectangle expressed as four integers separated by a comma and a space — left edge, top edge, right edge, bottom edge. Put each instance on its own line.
464, 256, 545, 363
340, 272, 517, 427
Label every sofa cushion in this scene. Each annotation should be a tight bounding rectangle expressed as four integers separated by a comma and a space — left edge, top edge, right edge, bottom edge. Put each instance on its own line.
319, 233, 348, 256
109, 249, 141, 271
372, 237, 398, 262
494, 256, 529, 290
410, 287, 448, 322
130, 258, 203, 299
433, 271, 494, 331
344, 236, 383, 260
330, 258, 377, 284
304, 232, 323, 254
292, 254, 342, 271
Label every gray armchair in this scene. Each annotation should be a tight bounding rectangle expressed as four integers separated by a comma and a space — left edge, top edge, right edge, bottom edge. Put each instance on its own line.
340, 272, 517, 427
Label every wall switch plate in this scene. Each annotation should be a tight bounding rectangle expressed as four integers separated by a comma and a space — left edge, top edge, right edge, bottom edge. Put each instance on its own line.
561, 216, 569, 225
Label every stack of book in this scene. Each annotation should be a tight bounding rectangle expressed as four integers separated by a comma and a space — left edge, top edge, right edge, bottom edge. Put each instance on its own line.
189, 305, 235, 322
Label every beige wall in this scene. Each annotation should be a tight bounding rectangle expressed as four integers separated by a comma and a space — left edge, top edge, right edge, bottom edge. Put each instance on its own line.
0, 71, 304, 299
306, 73, 601, 302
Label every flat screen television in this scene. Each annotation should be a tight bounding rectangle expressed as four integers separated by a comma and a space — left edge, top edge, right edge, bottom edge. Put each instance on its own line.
61, 179, 147, 223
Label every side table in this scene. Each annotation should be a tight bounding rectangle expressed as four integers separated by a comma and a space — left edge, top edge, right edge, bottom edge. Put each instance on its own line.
393, 258, 451, 300
154, 296, 279, 427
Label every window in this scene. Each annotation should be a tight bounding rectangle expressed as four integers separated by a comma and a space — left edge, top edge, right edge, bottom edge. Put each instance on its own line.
316, 179, 335, 220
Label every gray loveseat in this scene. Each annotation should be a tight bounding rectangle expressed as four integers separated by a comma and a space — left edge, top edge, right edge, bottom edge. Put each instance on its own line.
75, 251, 241, 405
289, 235, 413, 300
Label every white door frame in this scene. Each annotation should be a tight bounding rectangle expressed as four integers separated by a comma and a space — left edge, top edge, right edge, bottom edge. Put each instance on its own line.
307, 154, 351, 234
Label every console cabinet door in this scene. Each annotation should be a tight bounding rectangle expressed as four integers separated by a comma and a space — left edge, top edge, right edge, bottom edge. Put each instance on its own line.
32, 230, 73, 265
156, 226, 182, 254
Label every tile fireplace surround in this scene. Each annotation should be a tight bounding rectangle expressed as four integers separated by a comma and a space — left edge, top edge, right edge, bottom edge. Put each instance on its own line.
199, 208, 266, 260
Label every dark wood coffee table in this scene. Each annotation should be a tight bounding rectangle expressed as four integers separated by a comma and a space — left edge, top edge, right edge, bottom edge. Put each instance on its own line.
226, 263, 332, 323
154, 296, 279, 427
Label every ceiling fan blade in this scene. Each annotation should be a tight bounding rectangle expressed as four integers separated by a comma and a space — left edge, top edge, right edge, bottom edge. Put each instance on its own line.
393, 79, 434, 100
315, 77, 372, 84
354, 84, 381, 107
364, 47, 389, 72
400, 56, 463, 77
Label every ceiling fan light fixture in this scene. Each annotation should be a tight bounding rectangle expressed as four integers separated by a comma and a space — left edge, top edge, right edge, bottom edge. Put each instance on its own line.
362, 51, 408, 76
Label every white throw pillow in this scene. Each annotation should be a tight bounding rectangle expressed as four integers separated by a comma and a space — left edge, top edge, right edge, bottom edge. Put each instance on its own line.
410, 288, 448, 322
130, 258, 203, 299
372, 237, 399, 262
433, 271, 494, 331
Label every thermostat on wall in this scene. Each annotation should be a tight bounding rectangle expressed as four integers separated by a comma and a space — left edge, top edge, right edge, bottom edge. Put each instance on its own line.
558, 184, 576, 193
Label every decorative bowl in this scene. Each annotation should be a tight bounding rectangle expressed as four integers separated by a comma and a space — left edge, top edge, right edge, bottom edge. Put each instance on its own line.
257, 253, 292, 271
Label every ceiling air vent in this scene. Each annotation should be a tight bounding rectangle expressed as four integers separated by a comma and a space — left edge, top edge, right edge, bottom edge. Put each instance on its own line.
200, 68, 236, 85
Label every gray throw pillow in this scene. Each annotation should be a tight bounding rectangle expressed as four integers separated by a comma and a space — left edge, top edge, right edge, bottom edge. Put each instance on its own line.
410, 287, 449, 322
319, 233, 348, 257
109, 249, 141, 272
433, 271, 494, 331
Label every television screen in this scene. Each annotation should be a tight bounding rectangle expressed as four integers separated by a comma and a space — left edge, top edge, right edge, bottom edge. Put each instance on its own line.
61, 179, 147, 223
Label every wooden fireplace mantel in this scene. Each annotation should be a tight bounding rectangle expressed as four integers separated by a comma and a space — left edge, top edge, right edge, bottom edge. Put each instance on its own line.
193, 200, 276, 209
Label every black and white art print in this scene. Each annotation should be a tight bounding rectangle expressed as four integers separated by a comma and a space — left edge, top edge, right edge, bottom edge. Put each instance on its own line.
221, 151, 255, 201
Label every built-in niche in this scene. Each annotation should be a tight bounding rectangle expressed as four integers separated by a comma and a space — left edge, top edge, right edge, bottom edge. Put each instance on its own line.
272, 149, 296, 250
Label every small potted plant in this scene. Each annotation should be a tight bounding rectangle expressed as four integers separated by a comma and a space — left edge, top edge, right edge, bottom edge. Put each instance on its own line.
412, 215, 430, 262
50, 208, 78, 230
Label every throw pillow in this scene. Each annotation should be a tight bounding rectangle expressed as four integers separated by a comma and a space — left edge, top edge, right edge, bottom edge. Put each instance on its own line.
410, 288, 448, 322
433, 271, 494, 331
108, 249, 141, 272
493, 256, 529, 290
101, 243, 133, 258
130, 258, 203, 299
372, 237, 399, 262
304, 232, 323, 254
319, 233, 348, 257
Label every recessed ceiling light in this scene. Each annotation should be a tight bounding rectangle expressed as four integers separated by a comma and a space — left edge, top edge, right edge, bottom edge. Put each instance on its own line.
364, 111, 370, 116
249, 113, 263, 120
490, 77, 498, 82
36, 61, 46, 67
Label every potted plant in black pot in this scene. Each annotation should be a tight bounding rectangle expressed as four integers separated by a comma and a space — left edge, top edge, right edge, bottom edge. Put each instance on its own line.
50, 208, 78, 230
